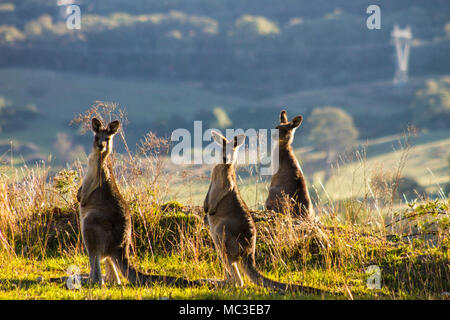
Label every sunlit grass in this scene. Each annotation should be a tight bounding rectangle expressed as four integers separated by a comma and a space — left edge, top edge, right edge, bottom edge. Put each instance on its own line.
0, 115, 448, 300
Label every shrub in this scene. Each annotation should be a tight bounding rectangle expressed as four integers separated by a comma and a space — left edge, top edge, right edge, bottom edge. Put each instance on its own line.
410, 76, 450, 129
396, 176, 426, 201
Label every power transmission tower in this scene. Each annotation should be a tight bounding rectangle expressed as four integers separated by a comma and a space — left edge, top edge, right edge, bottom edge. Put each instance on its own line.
391, 24, 412, 84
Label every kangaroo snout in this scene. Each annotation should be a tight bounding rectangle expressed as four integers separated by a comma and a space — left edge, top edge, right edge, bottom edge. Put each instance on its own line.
97, 142, 106, 151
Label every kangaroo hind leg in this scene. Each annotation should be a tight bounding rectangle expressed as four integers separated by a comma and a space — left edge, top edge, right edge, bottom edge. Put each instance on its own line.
105, 257, 122, 285
230, 261, 244, 287
88, 254, 103, 285
218, 244, 243, 287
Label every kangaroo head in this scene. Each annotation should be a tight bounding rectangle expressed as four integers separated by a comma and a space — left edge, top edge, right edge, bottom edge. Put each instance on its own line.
275, 110, 302, 146
91, 118, 120, 157
211, 131, 245, 164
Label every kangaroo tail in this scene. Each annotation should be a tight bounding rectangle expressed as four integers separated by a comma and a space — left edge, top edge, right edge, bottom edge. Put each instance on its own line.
114, 254, 217, 287
241, 255, 326, 295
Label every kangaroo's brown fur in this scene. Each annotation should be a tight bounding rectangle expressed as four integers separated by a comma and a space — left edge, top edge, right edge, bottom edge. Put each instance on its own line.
204, 131, 323, 294
265, 110, 313, 219
77, 118, 208, 287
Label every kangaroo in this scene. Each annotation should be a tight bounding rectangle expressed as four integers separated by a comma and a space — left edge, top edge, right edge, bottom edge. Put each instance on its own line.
265, 110, 313, 219
77, 118, 207, 287
204, 131, 323, 294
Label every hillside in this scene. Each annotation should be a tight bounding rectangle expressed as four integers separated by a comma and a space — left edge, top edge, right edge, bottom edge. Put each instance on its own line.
166, 129, 450, 207
0, 67, 438, 152
1, 1, 449, 95
1, 68, 448, 199
0, 67, 247, 153
308, 130, 450, 200
258, 78, 426, 116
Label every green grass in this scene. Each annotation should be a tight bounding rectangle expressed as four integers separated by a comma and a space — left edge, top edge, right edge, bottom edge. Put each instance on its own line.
0, 177, 448, 300
0, 211, 447, 300
0, 254, 331, 300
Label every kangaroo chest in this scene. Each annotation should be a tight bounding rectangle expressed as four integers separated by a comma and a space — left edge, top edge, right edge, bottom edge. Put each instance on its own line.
80, 154, 111, 208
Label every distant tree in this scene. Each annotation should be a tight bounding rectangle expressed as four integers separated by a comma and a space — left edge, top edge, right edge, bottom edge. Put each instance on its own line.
0, 97, 38, 133
193, 106, 232, 129
307, 106, 358, 182
53, 132, 85, 165
396, 176, 426, 201
24, 14, 53, 37
229, 15, 280, 43
211, 107, 232, 129
410, 76, 450, 129
0, 25, 25, 44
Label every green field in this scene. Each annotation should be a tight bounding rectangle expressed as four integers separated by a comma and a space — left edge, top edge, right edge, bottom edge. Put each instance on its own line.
0, 253, 337, 300
0, 197, 448, 300
308, 129, 450, 199
0, 67, 429, 152
0, 68, 248, 152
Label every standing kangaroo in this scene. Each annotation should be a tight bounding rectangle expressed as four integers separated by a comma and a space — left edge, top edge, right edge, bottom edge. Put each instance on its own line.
77, 118, 206, 287
204, 131, 323, 293
265, 110, 313, 219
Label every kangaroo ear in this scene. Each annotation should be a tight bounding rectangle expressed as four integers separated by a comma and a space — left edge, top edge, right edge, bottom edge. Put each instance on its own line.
107, 120, 120, 135
233, 134, 245, 149
291, 115, 303, 128
280, 110, 288, 124
92, 118, 102, 133
212, 131, 227, 146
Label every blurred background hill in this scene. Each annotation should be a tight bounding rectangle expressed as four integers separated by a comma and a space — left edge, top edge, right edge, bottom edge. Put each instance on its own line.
0, 0, 449, 200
